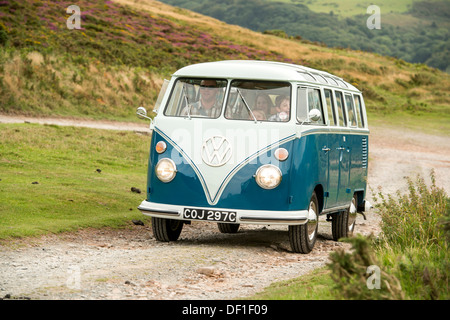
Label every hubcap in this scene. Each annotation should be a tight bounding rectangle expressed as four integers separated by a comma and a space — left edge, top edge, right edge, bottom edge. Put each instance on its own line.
348, 197, 357, 232
307, 200, 318, 241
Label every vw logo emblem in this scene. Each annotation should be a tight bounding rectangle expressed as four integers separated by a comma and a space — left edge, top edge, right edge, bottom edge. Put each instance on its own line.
202, 136, 232, 167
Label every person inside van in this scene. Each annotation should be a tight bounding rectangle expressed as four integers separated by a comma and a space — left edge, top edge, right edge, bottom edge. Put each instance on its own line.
269, 95, 290, 121
253, 93, 273, 119
182, 79, 221, 118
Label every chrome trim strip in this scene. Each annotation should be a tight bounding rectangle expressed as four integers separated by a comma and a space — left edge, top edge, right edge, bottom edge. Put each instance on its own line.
240, 217, 307, 225
137, 206, 179, 216
322, 204, 350, 214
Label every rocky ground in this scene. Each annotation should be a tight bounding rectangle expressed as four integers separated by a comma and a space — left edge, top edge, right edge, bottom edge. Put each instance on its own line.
0, 115, 448, 300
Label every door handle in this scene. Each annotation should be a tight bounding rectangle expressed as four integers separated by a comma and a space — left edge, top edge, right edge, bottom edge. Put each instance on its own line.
322, 146, 331, 152
336, 147, 345, 151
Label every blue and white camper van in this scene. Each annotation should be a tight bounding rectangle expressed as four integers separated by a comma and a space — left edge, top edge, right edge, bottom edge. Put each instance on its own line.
137, 60, 369, 253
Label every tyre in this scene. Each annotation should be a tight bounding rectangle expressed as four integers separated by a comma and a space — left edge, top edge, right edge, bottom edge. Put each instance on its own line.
217, 223, 240, 233
289, 191, 319, 254
331, 194, 357, 241
151, 217, 183, 242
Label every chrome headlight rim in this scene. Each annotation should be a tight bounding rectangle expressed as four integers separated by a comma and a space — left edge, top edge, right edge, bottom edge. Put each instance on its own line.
155, 158, 177, 183
255, 164, 282, 190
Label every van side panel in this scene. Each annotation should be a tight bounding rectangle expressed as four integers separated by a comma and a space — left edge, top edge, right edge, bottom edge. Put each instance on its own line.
288, 133, 328, 211
347, 133, 369, 202
324, 131, 368, 210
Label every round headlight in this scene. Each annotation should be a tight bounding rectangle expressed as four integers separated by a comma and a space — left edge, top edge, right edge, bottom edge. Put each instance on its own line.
255, 165, 282, 189
155, 158, 177, 182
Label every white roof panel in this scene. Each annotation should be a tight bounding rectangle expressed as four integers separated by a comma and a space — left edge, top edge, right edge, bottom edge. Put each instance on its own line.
173, 60, 359, 91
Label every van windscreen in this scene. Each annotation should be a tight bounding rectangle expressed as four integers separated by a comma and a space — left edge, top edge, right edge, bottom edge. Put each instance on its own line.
225, 80, 291, 122
164, 78, 227, 118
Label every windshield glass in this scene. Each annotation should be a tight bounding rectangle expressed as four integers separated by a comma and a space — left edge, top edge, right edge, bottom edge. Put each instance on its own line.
225, 80, 291, 122
164, 78, 227, 118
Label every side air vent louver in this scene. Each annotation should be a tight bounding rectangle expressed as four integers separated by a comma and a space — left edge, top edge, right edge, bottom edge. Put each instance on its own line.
362, 137, 368, 169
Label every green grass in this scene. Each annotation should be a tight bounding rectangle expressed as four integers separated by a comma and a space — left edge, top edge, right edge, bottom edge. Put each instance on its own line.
286, 0, 414, 16
368, 110, 450, 136
0, 123, 151, 239
248, 267, 336, 300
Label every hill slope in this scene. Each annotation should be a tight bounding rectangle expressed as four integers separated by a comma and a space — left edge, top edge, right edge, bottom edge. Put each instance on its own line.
159, 0, 450, 72
0, 0, 449, 133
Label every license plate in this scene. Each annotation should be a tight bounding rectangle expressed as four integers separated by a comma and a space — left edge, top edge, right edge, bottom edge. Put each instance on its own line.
183, 207, 237, 223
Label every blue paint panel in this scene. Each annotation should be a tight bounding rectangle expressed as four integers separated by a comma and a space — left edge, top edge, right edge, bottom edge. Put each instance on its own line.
288, 133, 328, 210
217, 143, 294, 210
147, 131, 210, 207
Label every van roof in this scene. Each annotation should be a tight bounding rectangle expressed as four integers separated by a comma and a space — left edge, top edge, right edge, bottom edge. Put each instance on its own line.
173, 60, 359, 92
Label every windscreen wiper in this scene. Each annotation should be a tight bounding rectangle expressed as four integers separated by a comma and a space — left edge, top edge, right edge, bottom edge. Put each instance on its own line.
237, 89, 257, 123
182, 84, 191, 120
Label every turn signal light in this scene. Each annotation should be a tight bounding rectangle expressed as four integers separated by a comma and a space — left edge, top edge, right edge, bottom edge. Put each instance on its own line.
274, 148, 289, 161
155, 141, 167, 154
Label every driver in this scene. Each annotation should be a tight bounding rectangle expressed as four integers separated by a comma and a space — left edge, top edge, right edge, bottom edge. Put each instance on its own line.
182, 80, 221, 118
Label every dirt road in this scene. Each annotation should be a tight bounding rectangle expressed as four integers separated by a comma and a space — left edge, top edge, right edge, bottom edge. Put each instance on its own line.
0, 115, 448, 300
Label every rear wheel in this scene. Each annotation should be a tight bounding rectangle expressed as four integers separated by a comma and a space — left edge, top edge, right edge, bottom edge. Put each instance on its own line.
289, 192, 319, 254
217, 223, 240, 233
332, 194, 357, 241
151, 217, 183, 242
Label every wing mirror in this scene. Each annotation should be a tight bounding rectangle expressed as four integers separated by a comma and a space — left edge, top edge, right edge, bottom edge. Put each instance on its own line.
309, 109, 321, 122
136, 106, 152, 121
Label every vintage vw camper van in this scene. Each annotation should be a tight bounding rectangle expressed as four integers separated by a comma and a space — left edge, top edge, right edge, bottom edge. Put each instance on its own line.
137, 60, 369, 253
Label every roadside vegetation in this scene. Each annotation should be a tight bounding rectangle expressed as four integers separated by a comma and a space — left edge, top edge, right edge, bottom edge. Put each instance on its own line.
250, 172, 449, 300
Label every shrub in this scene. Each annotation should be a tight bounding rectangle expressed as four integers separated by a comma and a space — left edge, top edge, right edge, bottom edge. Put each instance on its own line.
327, 235, 404, 300
328, 171, 449, 299
374, 171, 447, 249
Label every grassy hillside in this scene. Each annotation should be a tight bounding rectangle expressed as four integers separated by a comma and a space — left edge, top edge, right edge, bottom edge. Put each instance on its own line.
283, 0, 414, 17
0, 0, 449, 133
0, 0, 291, 120
160, 0, 450, 72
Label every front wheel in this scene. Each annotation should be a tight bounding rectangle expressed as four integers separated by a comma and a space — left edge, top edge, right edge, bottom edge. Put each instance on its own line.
289, 192, 319, 254
151, 217, 183, 242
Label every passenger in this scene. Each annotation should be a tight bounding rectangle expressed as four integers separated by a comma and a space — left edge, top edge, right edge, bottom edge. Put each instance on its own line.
269, 96, 290, 121
254, 93, 273, 118
182, 80, 221, 118
270, 95, 283, 117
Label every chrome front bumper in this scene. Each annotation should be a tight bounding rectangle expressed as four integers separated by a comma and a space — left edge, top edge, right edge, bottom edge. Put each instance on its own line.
137, 200, 308, 225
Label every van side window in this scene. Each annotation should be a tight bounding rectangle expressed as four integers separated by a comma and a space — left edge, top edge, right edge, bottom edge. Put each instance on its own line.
307, 88, 325, 124
334, 91, 346, 126
324, 89, 337, 126
353, 95, 364, 128
297, 87, 324, 124
345, 94, 357, 127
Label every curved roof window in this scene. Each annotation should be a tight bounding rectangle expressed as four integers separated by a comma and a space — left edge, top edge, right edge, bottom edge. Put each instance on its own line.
297, 71, 316, 82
